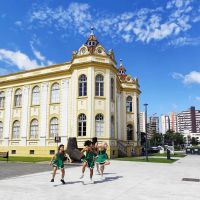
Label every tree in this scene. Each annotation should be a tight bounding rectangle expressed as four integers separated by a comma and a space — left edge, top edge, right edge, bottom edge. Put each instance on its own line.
150, 132, 162, 146
191, 137, 198, 146
164, 130, 175, 146
164, 130, 184, 146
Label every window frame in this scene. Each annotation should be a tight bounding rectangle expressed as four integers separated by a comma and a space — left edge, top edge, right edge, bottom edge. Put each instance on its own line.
78, 114, 87, 136
95, 114, 104, 137
32, 86, 40, 106
95, 74, 104, 97
51, 83, 60, 104
79, 74, 87, 97
50, 117, 59, 138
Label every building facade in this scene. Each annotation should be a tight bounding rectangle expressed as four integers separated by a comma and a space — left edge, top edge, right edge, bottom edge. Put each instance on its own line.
177, 107, 200, 134
0, 32, 141, 157
139, 112, 145, 133
161, 115, 170, 134
169, 112, 178, 132
149, 116, 159, 137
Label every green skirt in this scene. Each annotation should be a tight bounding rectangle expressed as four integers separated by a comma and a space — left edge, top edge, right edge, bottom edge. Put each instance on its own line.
53, 159, 64, 169
96, 153, 108, 164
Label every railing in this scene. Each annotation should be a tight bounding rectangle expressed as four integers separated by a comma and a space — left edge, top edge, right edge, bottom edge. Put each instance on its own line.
117, 140, 127, 157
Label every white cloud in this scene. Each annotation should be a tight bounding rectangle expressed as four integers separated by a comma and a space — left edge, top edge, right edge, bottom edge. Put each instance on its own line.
15, 21, 22, 27
0, 47, 54, 72
0, 49, 41, 70
172, 72, 184, 79
169, 36, 200, 46
172, 71, 200, 84
30, 41, 54, 65
195, 97, 200, 101
27, 0, 200, 44
30, 43, 45, 61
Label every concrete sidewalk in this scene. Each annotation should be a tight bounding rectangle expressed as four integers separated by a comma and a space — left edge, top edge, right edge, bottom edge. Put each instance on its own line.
0, 155, 200, 200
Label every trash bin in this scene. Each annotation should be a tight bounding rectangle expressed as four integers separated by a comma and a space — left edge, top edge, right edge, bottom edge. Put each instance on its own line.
186, 148, 192, 154
193, 148, 199, 155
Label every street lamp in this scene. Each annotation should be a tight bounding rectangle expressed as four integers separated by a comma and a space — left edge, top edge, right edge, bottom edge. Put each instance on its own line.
144, 103, 148, 161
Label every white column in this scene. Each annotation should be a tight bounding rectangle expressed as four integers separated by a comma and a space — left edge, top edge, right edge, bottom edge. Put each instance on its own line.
88, 67, 94, 138
117, 94, 121, 140
39, 82, 49, 146
70, 71, 77, 137
3, 88, 13, 146
133, 93, 138, 143
105, 70, 111, 139
60, 79, 69, 144
21, 85, 30, 146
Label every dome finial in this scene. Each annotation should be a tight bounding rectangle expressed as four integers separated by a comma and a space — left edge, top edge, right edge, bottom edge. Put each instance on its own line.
120, 59, 123, 66
90, 26, 94, 35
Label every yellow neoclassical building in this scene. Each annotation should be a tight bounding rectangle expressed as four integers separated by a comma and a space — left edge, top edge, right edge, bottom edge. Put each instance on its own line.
0, 31, 141, 158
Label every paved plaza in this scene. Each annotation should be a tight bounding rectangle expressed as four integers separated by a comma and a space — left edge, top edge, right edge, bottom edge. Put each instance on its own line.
0, 155, 200, 200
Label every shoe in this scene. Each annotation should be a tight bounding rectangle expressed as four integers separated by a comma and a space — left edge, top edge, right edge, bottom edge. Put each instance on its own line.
50, 179, 54, 182
60, 179, 66, 184
101, 176, 105, 180
89, 179, 94, 184
80, 174, 84, 179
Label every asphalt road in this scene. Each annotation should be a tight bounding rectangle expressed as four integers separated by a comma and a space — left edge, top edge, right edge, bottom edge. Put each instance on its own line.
0, 162, 78, 180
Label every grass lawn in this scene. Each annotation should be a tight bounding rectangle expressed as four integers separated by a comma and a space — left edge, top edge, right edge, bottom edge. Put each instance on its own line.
0, 156, 51, 163
115, 157, 178, 163
151, 153, 186, 157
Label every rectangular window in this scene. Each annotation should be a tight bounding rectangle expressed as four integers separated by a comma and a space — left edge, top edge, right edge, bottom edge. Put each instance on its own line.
50, 150, 55, 155
30, 150, 35, 155
11, 150, 16, 154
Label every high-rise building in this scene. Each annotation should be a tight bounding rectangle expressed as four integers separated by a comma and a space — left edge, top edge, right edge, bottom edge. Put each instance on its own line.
140, 112, 146, 133
177, 106, 200, 133
149, 116, 159, 137
169, 112, 178, 132
161, 115, 170, 134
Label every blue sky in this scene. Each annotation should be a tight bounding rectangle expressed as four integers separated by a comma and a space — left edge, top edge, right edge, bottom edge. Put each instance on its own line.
0, 0, 200, 116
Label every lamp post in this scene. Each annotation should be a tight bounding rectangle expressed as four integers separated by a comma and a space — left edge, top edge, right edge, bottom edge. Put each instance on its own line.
144, 103, 148, 161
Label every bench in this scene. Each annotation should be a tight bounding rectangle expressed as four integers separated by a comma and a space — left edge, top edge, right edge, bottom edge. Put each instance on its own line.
0, 151, 9, 162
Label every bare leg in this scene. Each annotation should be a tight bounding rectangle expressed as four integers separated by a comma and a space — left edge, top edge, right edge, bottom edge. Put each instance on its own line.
90, 168, 93, 179
61, 168, 65, 180
96, 163, 100, 174
80, 162, 87, 179
52, 167, 57, 179
100, 165, 104, 177
82, 162, 87, 173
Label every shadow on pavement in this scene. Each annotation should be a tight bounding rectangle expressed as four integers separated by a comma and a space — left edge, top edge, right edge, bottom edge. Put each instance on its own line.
53, 180, 83, 187
94, 175, 123, 184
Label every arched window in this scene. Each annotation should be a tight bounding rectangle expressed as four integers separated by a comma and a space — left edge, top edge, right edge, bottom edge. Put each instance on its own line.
12, 120, 20, 139
50, 117, 59, 138
0, 121, 3, 139
126, 96, 132, 112
0, 91, 5, 108
95, 114, 104, 137
79, 75, 87, 96
78, 114, 86, 136
127, 124, 133, 140
32, 86, 40, 105
30, 119, 39, 139
111, 78, 114, 101
111, 116, 115, 138
95, 74, 104, 96
14, 89, 22, 107
51, 83, 60, 103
